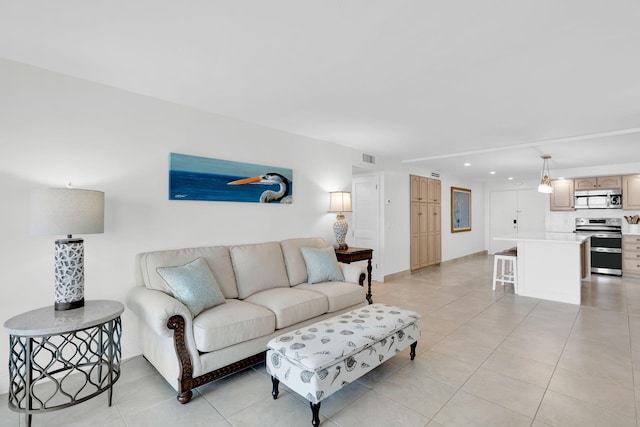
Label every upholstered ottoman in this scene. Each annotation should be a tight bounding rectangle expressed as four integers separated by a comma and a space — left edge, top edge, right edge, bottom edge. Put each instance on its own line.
266, 304, 421, 427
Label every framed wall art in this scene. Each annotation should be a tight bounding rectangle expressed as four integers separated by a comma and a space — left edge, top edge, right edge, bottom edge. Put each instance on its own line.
169, 153, 293, 203
451, 187, 471, 232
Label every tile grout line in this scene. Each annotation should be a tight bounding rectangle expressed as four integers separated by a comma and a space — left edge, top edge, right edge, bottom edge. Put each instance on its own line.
623, 278, 639, 426
425, 291, 542, 425
329, 275, 505, 426
528, 304, 581, 425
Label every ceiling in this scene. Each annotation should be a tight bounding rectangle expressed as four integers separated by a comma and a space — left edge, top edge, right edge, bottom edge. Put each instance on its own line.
2, 1, 640, 182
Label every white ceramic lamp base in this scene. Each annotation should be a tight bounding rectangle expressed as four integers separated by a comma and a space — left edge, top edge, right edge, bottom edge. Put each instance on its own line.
54, 238, 85, 310
333, 214, 349, 250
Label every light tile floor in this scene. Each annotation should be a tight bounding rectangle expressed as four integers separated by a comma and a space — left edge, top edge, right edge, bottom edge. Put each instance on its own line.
4, 253, 640, 426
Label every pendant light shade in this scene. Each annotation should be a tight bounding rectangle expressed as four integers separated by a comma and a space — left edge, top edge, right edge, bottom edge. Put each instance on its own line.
537, 155, 553, 194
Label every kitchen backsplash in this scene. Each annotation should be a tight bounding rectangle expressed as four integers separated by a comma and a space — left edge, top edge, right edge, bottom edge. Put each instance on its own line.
547, 209, 640, 233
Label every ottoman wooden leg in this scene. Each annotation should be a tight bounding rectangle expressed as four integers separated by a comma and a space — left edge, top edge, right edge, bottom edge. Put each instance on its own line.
310, 401, 321, 427
410, 341, 417, 360
271, 376, 280, 399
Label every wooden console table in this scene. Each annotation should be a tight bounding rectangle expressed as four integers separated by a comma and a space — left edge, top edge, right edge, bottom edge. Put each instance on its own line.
335, 247, 373, 304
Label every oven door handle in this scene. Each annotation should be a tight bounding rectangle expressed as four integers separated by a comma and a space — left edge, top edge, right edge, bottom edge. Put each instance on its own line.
591, 233, 622, 238
591, 247, 622, 253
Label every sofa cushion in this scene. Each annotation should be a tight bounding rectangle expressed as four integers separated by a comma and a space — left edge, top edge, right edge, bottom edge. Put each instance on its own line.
193, 299, 276, 352
231, 242, 290, 299
245, 288, 329, 329
137, 246, 239, 299
156, 257, 226, 317
300, 247, 345, 284
280, 238, 327, 286
295, 282, 365, 313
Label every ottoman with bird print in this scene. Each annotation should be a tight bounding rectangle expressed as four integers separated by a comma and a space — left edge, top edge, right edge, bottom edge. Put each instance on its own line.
266, 303, 421, 427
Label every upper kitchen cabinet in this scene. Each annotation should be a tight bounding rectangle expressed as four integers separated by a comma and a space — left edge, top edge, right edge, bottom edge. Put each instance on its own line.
410, 174, 428, 202
574, 176, 622, 190
550, 179, 575, 211
623, 174, 640, 209
410, 175, 421, 201
428, 178, 441, 203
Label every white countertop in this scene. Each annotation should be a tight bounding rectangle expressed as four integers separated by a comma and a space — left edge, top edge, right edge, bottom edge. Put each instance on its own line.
494, 232, 588, 244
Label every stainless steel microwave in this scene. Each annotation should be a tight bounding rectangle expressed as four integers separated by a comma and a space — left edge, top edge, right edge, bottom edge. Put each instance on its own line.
574, 189, 622, 209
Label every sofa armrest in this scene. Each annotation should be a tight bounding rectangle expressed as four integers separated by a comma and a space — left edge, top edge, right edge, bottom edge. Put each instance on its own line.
126, 286, 193, 337
339, 262, 367, 284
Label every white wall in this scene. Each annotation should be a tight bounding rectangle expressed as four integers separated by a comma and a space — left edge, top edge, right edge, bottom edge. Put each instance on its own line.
440, 176, 486, 261
0, 59, 355, 393
370, 162, 486, 279
0, 58, 490, 394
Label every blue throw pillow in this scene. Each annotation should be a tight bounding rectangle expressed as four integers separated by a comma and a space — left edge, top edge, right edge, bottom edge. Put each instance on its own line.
156, 257, 226, 317
300, 247, 345, 284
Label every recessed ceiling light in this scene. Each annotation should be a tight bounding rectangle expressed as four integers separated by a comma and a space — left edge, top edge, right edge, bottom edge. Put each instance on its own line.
464, 163, 471, 166
508, 177, 514, 180
557, 176, 565, 180
490, 171, 496, 175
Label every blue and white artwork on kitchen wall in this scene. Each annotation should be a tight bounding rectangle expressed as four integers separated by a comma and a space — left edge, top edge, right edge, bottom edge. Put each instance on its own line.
451, 187, 471, 232
169, 153, 293, 203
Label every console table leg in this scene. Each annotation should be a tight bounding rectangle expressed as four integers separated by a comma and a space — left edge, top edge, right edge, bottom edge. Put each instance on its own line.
310, 401, 321, 427
366, 259, 373, 304
410, 341, 417, 360
271, 376, 280, 399
26, 338, 33, 427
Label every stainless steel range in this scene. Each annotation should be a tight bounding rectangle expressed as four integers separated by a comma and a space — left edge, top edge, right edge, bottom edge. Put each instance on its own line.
575, 218, 622, 276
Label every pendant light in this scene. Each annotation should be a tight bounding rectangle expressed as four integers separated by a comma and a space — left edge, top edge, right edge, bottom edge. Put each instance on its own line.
537, 155, 553, 193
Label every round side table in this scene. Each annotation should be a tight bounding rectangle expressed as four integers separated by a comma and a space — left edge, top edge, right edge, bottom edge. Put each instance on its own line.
3, 300, 124, 427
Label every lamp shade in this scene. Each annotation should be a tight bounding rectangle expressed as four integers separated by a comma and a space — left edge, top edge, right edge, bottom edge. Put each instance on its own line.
30, 188, 105, 236
328, 191, 352, 213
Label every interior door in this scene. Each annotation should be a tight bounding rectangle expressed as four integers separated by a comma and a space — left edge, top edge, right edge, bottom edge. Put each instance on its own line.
489, 189, 546, 254
352, 175, 380, 280
489, 191, 518, 254
515, 189, 546, 233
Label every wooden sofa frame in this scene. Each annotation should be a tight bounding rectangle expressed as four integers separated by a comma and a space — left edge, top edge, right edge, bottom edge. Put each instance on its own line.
167, 272, 368, 403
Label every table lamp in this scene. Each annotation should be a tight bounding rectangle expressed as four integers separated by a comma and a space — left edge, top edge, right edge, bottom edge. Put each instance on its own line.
30, 188, 105, 310
328, 191, 352, 250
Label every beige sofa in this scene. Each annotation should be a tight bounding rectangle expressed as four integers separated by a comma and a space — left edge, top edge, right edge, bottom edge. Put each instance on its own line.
126, 237, 369, 403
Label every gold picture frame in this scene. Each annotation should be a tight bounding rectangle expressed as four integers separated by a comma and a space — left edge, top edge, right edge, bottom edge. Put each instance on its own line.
451, 187, 471, 233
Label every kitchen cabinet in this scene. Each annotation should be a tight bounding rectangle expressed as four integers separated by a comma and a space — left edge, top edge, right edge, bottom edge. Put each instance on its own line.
428, 179, 441, 203
410, 175, 441, 270
623, 174, 640, 209
427, 202, 442, 265
574, 176, 621, 190
581, 241, 588, 279
550, 179, 575, 211
494, 233, 587, 305
410, 175, 428, 202
623, 234, 640, 277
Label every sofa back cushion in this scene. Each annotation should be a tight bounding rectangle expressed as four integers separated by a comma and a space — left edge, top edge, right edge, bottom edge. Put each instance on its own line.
280, 237, 327, 286
136, 246, 239, 299
230, 242, 290, 299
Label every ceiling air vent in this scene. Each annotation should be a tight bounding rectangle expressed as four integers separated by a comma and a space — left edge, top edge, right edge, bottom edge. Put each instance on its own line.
431, 172, 440, 178
362, 153, 376, 165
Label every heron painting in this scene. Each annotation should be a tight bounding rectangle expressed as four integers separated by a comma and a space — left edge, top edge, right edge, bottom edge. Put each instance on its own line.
169, 153, 293, 203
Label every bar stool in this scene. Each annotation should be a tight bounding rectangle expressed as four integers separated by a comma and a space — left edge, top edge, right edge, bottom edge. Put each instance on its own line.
493, 247, 518, 294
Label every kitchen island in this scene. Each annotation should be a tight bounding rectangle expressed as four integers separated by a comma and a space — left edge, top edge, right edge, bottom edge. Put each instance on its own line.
494, 232, 590, 305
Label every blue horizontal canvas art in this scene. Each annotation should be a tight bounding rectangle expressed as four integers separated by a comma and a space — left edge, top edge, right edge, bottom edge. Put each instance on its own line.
169, 153, 293, 203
